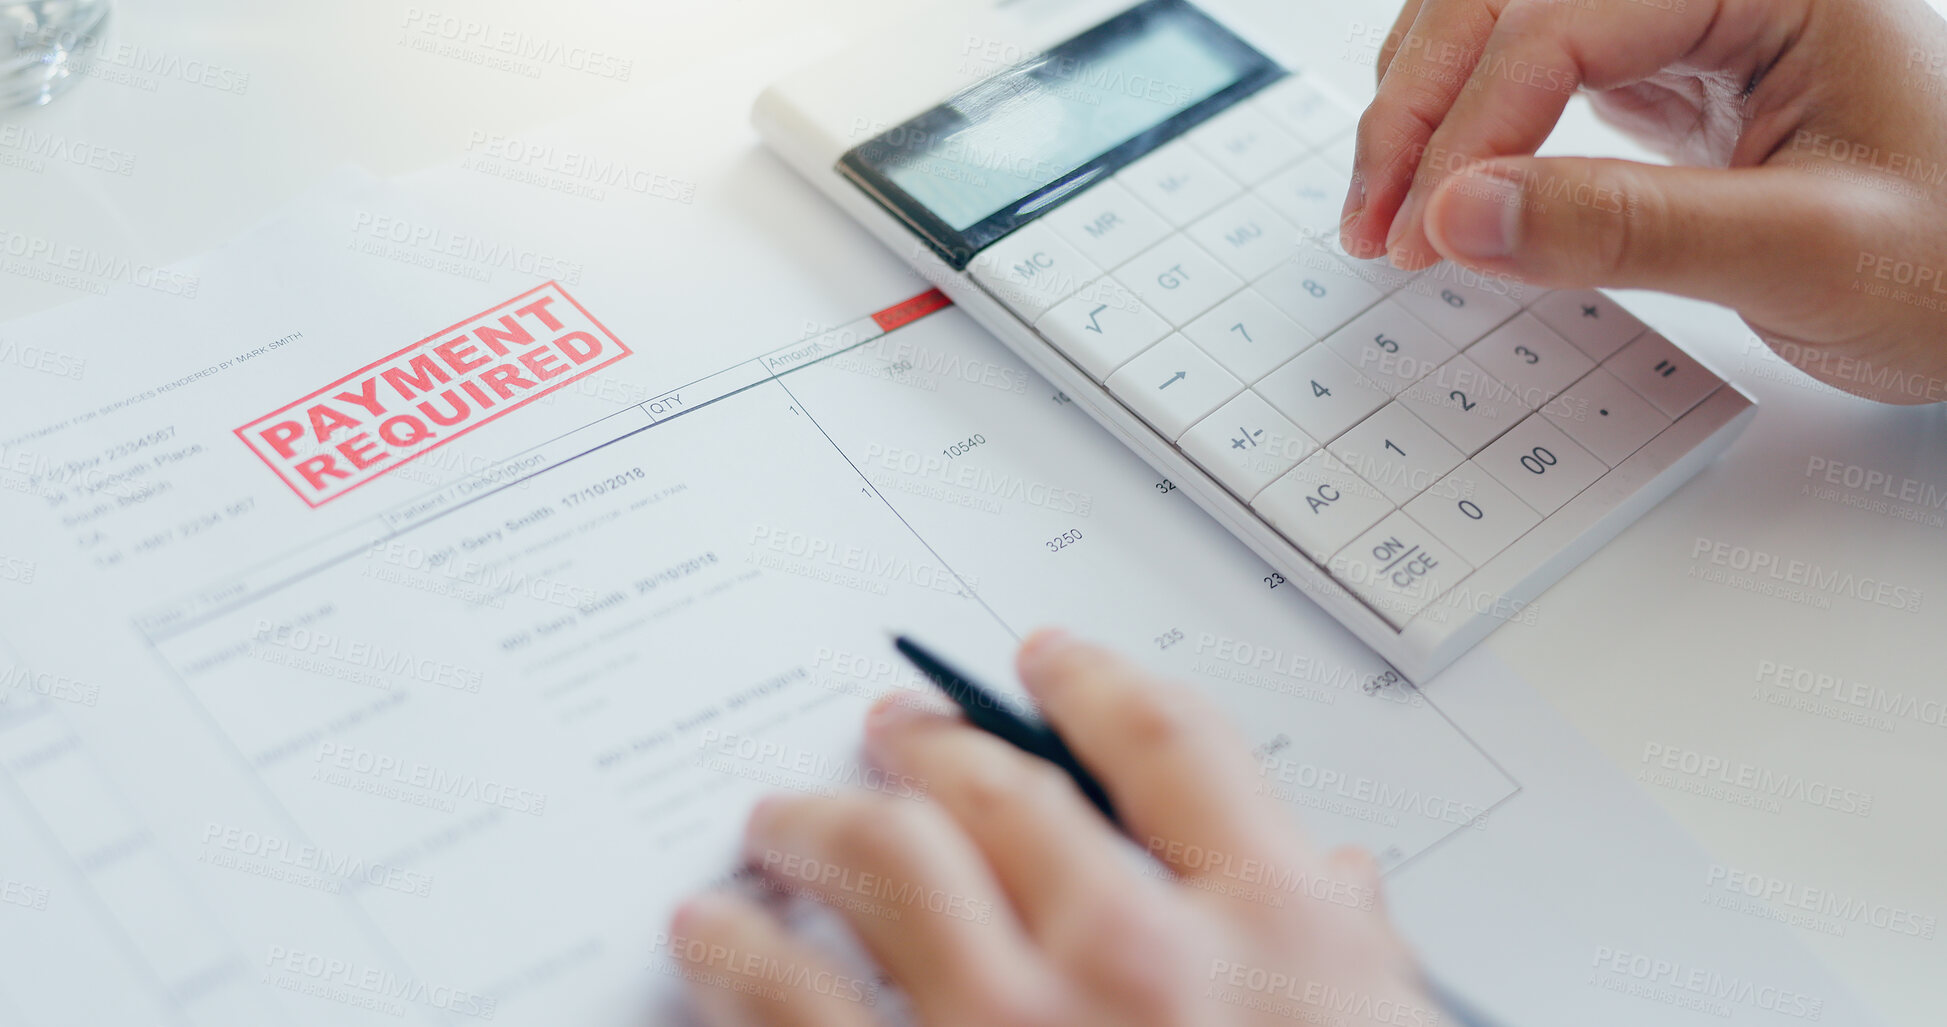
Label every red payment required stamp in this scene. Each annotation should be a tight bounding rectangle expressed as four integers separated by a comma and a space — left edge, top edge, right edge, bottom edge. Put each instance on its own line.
237, 282, 631, 506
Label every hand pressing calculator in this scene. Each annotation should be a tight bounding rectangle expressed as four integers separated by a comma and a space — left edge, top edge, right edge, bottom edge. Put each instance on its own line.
755, 0, 1755, 681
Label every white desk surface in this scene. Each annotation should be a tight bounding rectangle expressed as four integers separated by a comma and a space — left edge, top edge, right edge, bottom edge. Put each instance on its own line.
2, 1, 1940, 1024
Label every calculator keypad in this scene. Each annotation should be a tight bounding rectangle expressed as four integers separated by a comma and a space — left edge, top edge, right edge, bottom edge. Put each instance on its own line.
1328, 403, 1464, 506
1475, 415, 1606, 516
1186, 104, 1306, 186
1113, 235, 1244, 326
1115, 139, 1238, 226
1259, 156, 1347, 234
1104, 333, 1241, 440
1186, 194, 1302, 281
1391, 275, 1520, 347
1607, 331, 1720, 418
1256, 344, 1390, 443
969, 223, 1099, 322
1323, 301, 1454, 397
1256, 256, 1382, 338
1468, 313, 1593, 410
1530, 289, 1646, 362
1180, 391, 1317, 500
1329, 512, 1476, 628
1543, 367, 1670, 467
972, 73, 1730, 633
1183, 289, 1313, 383
1253, 76, 1354, 148
1404, 462, 1542, 568
1042, 179, 1173, 271
1255, 451, 1394, 562
1396, 355, 1529, 455
1035, 279, 1172, 381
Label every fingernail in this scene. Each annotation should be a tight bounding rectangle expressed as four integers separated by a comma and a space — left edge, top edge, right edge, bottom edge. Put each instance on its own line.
1338, 175, 1366, 237
748, 794, 783, 826
670, 892, 734, 939
865, 692, 923, 733
1430, 170, 1521, 260
1018, 628, 1074, 664
740, 798, 778, 860
1383, 191, 1412, 254
1017, 628, 1084, 688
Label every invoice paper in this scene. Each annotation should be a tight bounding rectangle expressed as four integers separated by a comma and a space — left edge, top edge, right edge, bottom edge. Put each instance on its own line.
0, 56, 1882, 1027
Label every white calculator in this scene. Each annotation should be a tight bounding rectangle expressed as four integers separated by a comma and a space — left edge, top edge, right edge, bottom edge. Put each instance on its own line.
754, 0, 1755, 681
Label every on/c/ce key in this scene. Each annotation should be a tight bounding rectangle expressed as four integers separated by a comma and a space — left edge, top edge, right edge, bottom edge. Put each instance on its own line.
1328, 512, 1476, 629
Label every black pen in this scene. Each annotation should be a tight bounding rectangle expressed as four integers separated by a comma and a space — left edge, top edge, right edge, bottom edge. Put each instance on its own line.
893, 634, 1120, 828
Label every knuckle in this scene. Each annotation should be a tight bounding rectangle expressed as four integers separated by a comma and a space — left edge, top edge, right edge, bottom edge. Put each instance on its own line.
1027, 642, 1098, 697
830, 798, 927, 867
1591, 167, 1657, 278
1106, 683, 1198, 752
1496, 0, 1560, 36
967, 992, 1067, 1027
1059, 901, 1200, 1023
957, 755, 1070, 823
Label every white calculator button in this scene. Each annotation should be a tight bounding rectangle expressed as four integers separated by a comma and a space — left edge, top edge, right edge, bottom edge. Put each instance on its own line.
1179, 391, 1317, 501
1035, 278, 1173, 381
1529, 289, 1647, 362
1319, 131, 1358, 174
1323, 299, 1454, 396
1112, 235, 1244, 326
1253, 451, 1394, 563
1476, 415, 1606, 516
1252, 76, 1355, 149
1256, 345, 1390, 443
1256, 253, 1383, 337
1328, 512, 1477, 630
1404, 462, 1542, 567
1328, 402, 1465, 505
1186, 194, 1301, 281
968, 223, 1101, 322
1467, 313, 1594, 409
1608, 331, 1723, 418
1104, 333, 1243, 440
1396, 355, 1529, 454
1390, 272, 1521, 346
1335, 250, 1419, 294
1183, 288, 1314, 383
1114, 138, 1241, 226
1278, 201, 1395, 272
1186, 103, 1305, 185
1257, 155, 1347, 234
1041, 179, 1173, 271
1542, 366, 1672, 467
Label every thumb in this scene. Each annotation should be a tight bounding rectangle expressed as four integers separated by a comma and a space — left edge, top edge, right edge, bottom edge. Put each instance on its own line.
1420, 157, 1860, 311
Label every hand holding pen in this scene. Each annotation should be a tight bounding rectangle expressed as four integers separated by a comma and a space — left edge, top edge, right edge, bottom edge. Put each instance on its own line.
669, 630, 1457, 1027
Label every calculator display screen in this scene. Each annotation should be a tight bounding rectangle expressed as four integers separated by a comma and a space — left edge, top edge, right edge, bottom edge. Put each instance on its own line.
840, 0, 1281, 268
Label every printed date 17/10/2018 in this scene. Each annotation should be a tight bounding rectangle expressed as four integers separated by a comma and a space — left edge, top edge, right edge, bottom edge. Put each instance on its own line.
561, 466, 646, 508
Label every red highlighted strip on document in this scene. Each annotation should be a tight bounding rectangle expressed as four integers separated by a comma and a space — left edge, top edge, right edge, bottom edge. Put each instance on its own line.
870, 288, 951, 333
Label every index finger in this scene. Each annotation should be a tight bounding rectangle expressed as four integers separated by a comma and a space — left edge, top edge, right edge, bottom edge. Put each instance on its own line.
1013, 630, 1316, 881
1343, 0, 1503, 261
1381, 0, 1733, 266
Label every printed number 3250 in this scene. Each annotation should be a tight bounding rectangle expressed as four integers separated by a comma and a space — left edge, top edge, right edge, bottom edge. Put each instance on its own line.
1045, 529, 1083, 553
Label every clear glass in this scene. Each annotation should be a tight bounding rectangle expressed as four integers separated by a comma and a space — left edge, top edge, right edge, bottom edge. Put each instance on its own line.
0, 0, 112, 109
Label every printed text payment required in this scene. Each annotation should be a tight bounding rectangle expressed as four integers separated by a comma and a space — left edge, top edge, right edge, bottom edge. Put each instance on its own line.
236, 282, 630, 506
